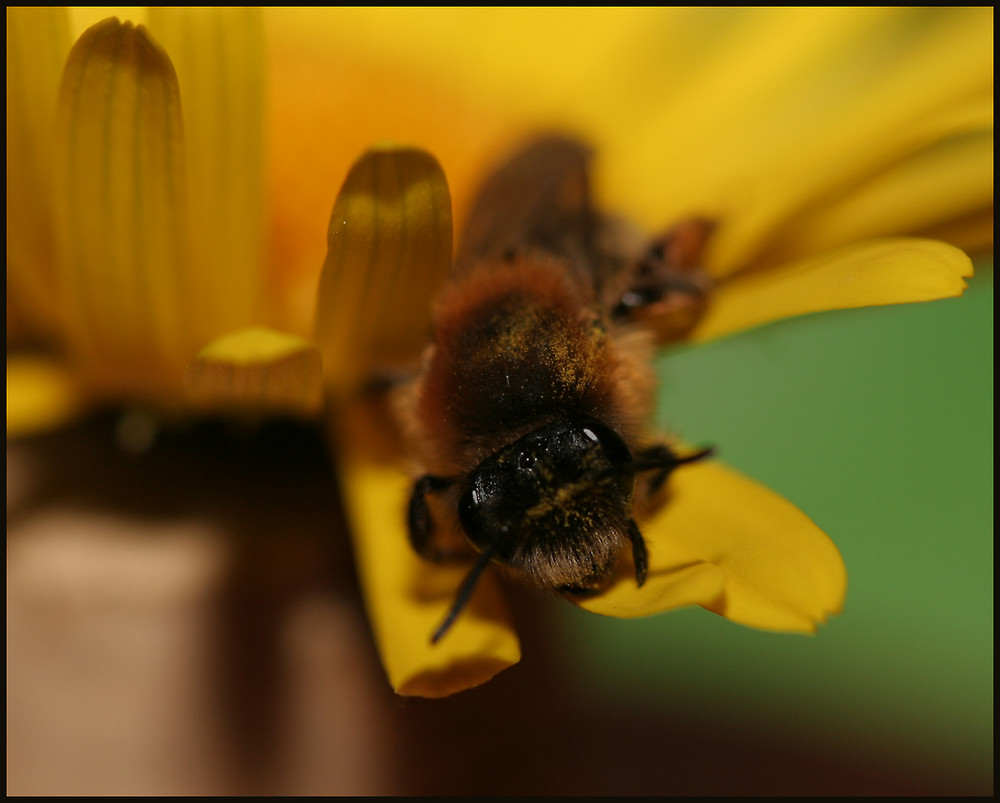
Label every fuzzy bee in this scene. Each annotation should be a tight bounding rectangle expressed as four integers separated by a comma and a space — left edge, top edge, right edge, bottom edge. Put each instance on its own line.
393, 137, 715, 642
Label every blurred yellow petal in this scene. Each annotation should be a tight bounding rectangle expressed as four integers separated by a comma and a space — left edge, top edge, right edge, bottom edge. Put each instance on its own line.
6, 354, 86, 437
266, 8, 651, 125
601, 8, 992, 275
314, 145, 452, 399
627, 461, 844, 631
690, 238, 973, 344
184, 326, 322, 417
753, 129, 994, 267
67, 7, 148, 36
147, 8, 266, 345
919, 208, 994, 256
53, 18, 191, 400
264, 9, 990, 334
334, 404, 519, 698
6, 7, 71, 339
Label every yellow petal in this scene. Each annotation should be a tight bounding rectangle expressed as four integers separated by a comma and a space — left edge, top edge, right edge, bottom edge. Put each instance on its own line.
6, 354, 86, 438
260, 10, 991, 297
576, 545, 727, 619
333, 403, 519, 697
314, 145, 453, 399
600, 8, 992, 275
265, 8, 657, 126
53, 18, 192, 400
690, 238, 973, 345
6, 7, 71, 338
603, 460, 846, 631
147, 8, 266, 347
751, 129, 994, 267
263, 11, 526, 335
686, 462, 846, 630
184, 326, 323, 417
68, 8, 149, 35
918, 208, 995, 257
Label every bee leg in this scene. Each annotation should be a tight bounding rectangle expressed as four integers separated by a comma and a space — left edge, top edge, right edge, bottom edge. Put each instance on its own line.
407, 474, 456, 562
628, 519, 648, 587
609, 218, 715, 342
361, 368, 416, 396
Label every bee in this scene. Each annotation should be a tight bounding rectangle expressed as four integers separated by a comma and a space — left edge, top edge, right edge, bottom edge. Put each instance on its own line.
394, 136, 715, 642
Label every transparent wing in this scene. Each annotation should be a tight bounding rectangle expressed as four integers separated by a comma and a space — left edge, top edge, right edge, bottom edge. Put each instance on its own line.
454, 135, 600, 293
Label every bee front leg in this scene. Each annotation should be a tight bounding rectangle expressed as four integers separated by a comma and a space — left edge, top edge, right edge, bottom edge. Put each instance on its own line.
631, 442, 715, 524
627, 445, 712, 583
407, 474, 460, 562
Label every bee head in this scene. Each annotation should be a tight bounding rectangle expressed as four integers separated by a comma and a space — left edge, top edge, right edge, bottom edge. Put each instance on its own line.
458, 417, 636, 589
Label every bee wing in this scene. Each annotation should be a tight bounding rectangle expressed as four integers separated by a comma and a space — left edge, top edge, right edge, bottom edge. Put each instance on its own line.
455, 135, 715, 343
454, 135, 600, 290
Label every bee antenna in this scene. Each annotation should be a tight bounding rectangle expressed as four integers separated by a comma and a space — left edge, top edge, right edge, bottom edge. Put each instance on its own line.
430, 539, 502, 644
674, 445, 715, 465
631, 444, 715, 473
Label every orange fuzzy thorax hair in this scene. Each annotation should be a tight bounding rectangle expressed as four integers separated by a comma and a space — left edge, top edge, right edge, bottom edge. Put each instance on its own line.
406, 255, 656, 478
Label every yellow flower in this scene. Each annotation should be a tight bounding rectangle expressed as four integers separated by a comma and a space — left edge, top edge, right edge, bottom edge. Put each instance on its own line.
7, 8, 324, 422
6, 8, 991, 698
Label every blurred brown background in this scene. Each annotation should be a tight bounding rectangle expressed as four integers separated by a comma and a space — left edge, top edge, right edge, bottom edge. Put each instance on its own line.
7, 407, 988, 795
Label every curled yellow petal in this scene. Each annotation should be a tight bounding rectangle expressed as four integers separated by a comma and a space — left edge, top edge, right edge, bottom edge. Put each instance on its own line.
588, 460, 845, 631
690, 238, 973, 344
6, 354, 86, 438
184, 326, 323, 417
6, 7, 71, 339
315, 145, 453, 399
53, 18, 191, 400
315, 145, 519, 695
333, 402, 520, 697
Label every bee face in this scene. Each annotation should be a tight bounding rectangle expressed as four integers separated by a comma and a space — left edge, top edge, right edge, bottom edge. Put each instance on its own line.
457, 418, 636, 589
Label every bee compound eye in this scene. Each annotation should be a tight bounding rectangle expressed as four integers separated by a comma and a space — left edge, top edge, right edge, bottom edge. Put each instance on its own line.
575, 419, 631, 464
517, 450, 535, 471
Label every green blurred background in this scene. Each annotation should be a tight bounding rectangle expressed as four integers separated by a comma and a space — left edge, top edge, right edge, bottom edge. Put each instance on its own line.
557, 258, 993, 790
